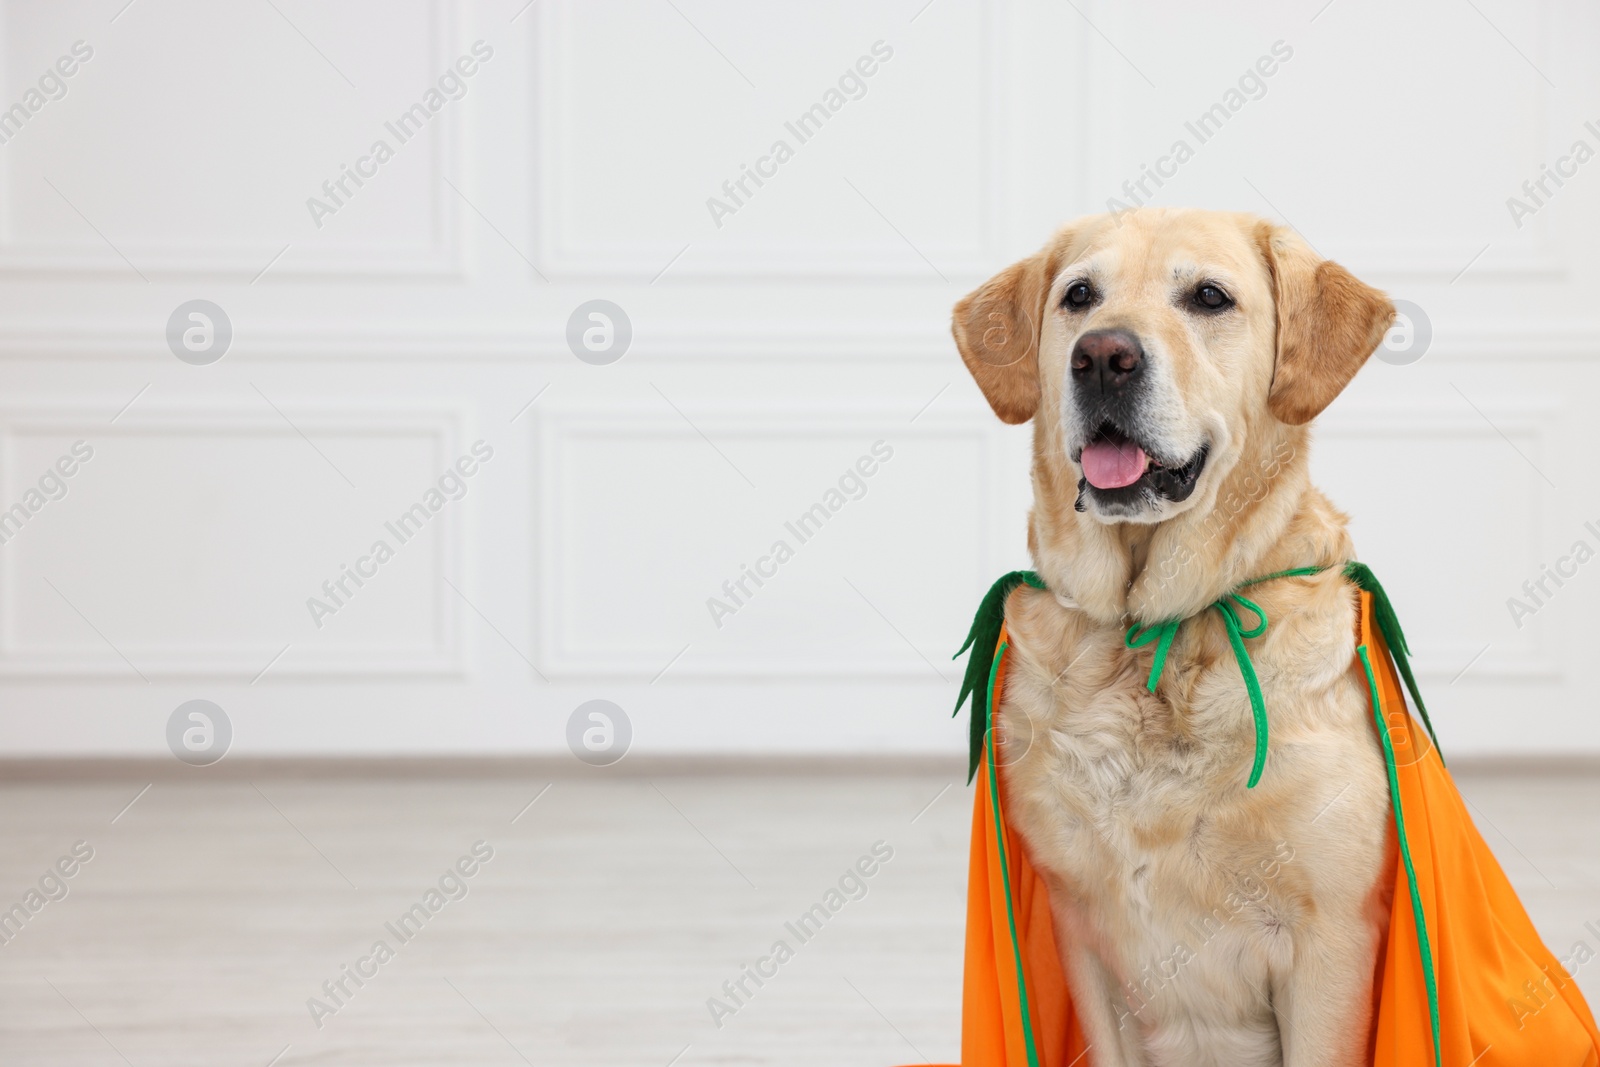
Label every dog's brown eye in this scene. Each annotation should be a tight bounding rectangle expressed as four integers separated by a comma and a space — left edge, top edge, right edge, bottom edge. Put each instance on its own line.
1194, 284, 1232, 311
1063, 282, 1095, 310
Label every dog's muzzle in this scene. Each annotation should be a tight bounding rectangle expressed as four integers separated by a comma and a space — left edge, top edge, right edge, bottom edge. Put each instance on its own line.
1068, 329, 1208, 510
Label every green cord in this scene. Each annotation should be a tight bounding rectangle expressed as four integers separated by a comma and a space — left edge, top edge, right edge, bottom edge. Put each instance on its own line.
1125, 566, 1326, 788
984, 641, 1043, 1067
1360, 644, 1442, 1067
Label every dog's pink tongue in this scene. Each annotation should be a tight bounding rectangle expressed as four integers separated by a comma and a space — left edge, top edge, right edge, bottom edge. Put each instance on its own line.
1080, 439, 1149, 489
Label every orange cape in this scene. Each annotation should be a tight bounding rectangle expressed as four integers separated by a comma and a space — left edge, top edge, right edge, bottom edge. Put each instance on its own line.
920, 581, 1600, 1067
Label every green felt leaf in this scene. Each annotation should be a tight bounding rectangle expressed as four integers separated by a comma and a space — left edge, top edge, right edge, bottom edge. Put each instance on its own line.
953, 571, 1046, 783
1344, 561, 1443, 763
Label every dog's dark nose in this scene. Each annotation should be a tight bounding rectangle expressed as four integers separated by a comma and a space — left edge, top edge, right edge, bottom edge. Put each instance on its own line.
1071, 329, 1144, 393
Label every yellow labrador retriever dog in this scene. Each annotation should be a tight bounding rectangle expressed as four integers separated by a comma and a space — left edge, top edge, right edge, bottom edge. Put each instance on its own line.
953, 208, 1396, 1067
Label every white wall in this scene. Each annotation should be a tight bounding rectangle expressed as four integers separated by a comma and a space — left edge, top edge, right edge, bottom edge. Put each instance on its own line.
1, 0, 1597, 758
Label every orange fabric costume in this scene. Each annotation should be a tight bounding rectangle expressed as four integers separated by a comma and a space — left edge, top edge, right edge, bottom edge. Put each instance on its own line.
919, 577, 1600, 1067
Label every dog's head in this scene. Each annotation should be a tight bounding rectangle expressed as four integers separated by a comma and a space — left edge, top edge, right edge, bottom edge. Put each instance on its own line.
955, 208, 1392, 524
953, 207, 1395, 617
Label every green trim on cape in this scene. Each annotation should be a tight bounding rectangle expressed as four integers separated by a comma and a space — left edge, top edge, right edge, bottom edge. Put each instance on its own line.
985, 640, 1044, 1066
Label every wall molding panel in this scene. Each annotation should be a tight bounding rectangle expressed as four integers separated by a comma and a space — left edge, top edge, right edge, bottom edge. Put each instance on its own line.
0, 0, 464, 280
0, 404, 467, 679
527, 0, 1011, 279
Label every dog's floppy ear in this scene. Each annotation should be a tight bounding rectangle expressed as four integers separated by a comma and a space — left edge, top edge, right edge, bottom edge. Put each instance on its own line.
1257, 224, 1395, 426
952, 249, 1054, 424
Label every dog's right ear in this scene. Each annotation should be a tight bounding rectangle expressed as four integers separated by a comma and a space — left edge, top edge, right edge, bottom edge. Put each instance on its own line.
1257, 223, 1395, 426
952, 249, 1053, 425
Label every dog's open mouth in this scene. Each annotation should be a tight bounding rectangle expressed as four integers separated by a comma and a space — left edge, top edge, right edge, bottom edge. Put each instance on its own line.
1077, 424, 1208, 503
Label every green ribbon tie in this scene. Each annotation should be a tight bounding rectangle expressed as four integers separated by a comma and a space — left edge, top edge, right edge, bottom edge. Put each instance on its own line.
1124, 566, 1326, 789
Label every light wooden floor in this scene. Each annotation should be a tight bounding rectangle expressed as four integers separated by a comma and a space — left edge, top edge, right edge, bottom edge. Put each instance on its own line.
0, 765, 1596, 1066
